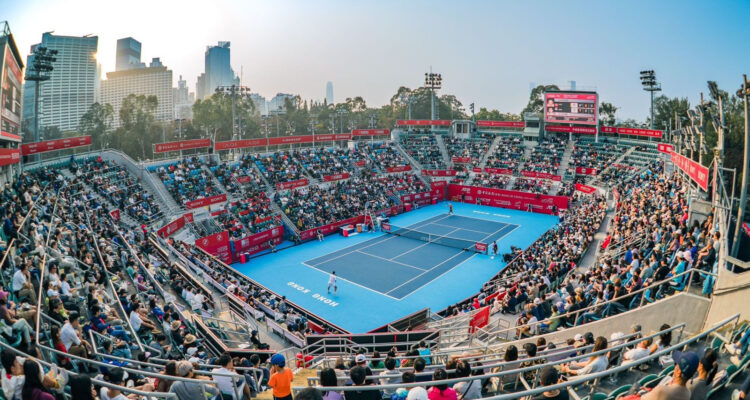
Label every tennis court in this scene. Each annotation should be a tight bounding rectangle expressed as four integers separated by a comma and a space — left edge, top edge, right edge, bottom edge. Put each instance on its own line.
304, 214, 519, 299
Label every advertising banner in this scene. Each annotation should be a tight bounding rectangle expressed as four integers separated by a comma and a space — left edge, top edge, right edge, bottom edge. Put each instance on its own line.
474, 243, 488, 252
422, 169, 458, 177
616, 127, 662, 138
575, 167, 598, 176
214, 138, 267, 151
484, 167, 514, 175
183, 212, 194, 223
236, 176, 254, 184
468, 306, 490, 333
451, 156, 473, 163
476, 121, 525, 128
268, 135, 314, 145
185, 193, 227, 209
351, 129, 390, 136
154, 138, 210, 153
544, 125, 597, 135
670, 151, 709, 191
231, 226, 285, 261
386, 165, 411, 173
396, 120, 452, 126
300, 206, 401, 241
21, 136, 92, 156
315, 133, 352, 142
1, 44, 23, 138
157, 215, 186, 238
0, 148, 20, 166
276, 179, 308, 190
575, 183, 597, 194
323, 173, 350, 182
195, 231, 232, 264
402, 191, 432, 206
447, 184, 569, 214
109, 209, 120, 221
657, 143, 674, 154
354, 160, 367, 166
520, 170, 562, 181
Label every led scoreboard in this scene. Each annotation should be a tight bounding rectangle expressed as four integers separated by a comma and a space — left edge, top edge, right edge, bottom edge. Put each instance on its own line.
544, 91, 598, 125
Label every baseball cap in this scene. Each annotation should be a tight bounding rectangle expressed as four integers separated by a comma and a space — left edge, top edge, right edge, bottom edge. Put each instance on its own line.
176, 360, 193, 377
574, 334, 583, 342
672, 351, 699, 380
406, 387, 428, 400
355, 354, 367, 364
539, 366, 559, 386
270, 353, 286, 367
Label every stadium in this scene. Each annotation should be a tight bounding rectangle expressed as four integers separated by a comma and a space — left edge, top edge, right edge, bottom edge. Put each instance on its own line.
1, 3, 750, 400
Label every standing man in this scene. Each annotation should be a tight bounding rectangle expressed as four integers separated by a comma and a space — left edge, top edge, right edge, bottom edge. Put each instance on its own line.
448, 203, 454, 215
328, 271, 338, 295
492, 241, 499, 259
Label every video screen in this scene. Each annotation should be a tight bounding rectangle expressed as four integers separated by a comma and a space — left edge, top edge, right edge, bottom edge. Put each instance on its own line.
544, 92, 598, 125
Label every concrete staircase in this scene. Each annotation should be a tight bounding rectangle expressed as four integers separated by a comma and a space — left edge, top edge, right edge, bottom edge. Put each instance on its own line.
271, 200, 301, 237
589, 147, 635, 186
478, 136, 504, 170
202, 165, 238, 202
434, 134, 452, 168
557, 140, 575, 177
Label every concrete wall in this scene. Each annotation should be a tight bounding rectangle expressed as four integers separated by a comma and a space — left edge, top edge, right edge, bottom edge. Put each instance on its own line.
704, 261, 750, 328
466, 293, 711, 355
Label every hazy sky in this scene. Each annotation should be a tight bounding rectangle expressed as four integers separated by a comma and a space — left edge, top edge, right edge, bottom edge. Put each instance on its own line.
5, 0, 750, 121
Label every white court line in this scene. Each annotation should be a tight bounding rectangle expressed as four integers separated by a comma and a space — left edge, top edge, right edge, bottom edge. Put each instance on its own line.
492, 213, 511, 218
427, 222, 494, 235
300, 261, 401, 301
306, 234, 398, 266
481, 223, 521, 245
385, 248, 472, 296
388, 227, 462, 259
394, 251, 479, 298
406, 213, 454, 231
356, 250, 427, 271
473, 211, 490, 215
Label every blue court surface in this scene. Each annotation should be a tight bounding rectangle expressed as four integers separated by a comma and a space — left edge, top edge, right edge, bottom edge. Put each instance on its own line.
234, 202, 558, 332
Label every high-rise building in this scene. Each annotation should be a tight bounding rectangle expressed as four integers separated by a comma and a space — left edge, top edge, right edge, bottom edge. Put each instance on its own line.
116, 37, 145, 71
21, 33, 99, 133
249, 93, 267, 116
101, 65, 173, 128
173, 75, 194, 120
267, 93, 295, 114
325, 81, 334, 105
196, 73, 207, 100
198, 42, 238, 99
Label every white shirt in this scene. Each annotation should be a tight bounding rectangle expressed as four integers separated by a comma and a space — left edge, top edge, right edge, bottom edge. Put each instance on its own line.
212, 367, 245, 399
623, 347, 651, 364
130, 311, 143, 331
191, 293, 205, 311
61, 281, 72, 296
1, 364, 24, 400
11, 270, 25, 292
60, 322, 80, 350
328, 274, 337, 286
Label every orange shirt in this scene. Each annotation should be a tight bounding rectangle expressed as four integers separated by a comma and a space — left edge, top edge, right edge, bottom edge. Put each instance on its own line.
269, 367, 294, 397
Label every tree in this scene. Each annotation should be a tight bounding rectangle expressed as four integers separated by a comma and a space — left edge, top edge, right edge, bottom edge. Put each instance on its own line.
521, 84, 560, 117
598, 102, 618, 126
79, 102, 114, 149
474, 107, 522, 121
649, 95, 690, 132
117, 94, 158, 160
192, 92, 259, 142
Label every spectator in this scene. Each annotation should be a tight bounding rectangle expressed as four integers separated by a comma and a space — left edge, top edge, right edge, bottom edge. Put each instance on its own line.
269, 354, 294, 400
643, 351, 698, 400
452, 361, 481, 400
687, 349, 718, 400
320, 368, 344, 400
427, 369, 456, 400
346, 366, 380, 400
169, 360, 219, 400
531, 366, 568, 400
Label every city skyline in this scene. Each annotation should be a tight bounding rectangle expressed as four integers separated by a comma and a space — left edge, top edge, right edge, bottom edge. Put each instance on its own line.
6, 0, 750, 122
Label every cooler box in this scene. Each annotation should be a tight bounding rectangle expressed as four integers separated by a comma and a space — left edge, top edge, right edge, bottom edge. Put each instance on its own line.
404, 203, 412, 212
432, 197, 437, 205
240, 254, 247, 263
341, 225, 355, 237
356, 223, 363, 233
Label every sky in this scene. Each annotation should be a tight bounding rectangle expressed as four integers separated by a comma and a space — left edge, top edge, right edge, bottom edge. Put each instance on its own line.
4, 0, 750, 121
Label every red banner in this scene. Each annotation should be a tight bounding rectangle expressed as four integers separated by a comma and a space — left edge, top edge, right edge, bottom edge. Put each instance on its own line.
154, 138, 210, 153
352, 129, 390, 136
431, 180, 447, 188
21, 136, 92, 156
743, 222, 750, 238
401, 191, 432, 206
575, 167, 598, 176
196, 231, 232, 264
299, 206, 401, 241
386, 165, 411, 173
0, 148, 20, 166
276, 179, 308, 190
475, 243, 488, 252
268, 135, 314, 145
323, 173, 350, 182
236, 176, 254, 184
431, 181, 446, 201
397, 120, 451, 126
447, 184, 569, 214
315, 133, 352, 141
520, 170, 562, 181
484, 167, 514, 175
476, 121, 525, 128
657, 143, 674, 154
183, 212, 194, 223
214, 138, 267, 151
422, 169, 458, 177
451, 156, 473, 163
616, 127, 662, 138
469, 306, 490, 333
157, 216, 186, 238
544, 125, 597, 135
382, 222, 391, 232
231, 226, 285, 261
600, 126, 617, 134
575, 183, 597, 194
185, 193, 227, 209
355, 160, 367, 167
670, 151, 709, 191
108, 209, 120, 221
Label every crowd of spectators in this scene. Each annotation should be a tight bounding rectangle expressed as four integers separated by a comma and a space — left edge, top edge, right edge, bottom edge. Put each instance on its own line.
252, 151, 308, 186
155, 157, 223, 206
444, 137, 492, 171
209, 157, 266, 197
360, 142, 408, 170
473, 173, 511, 190
76, 158, 161, 224
484, 136, 524, 172
399, 134, 446, 170
512, 178, 553, 195
297, 148, 368, 179
525, 137, 567, 174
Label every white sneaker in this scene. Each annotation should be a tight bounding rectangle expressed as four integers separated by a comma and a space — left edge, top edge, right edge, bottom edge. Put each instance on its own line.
724, 343, 739, 355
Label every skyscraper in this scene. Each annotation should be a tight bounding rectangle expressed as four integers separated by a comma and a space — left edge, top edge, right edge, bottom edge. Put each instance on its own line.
198, 41, 238, 99
174, 75, 194, 120
116, 37, 144, 71
22, 33, 99, 133
101, 64, 173, 128
325, 81, 334, 105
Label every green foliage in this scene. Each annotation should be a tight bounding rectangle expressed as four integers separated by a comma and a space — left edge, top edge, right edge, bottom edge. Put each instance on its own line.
522, 84, 560, 116
79, 102, 114, 149
474, 107, 521, 121
598, 102, 618, 126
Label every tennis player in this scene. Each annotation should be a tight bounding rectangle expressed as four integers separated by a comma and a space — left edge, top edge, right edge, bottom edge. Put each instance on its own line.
492, 241, 499, 259
449, 203, 454, 214
328, 271, 338, 294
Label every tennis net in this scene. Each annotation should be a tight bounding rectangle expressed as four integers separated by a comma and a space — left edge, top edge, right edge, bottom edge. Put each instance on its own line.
381, 222, 487, 253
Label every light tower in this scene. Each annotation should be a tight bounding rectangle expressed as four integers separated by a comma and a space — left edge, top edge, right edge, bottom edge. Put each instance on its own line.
24, 46, 58, 160
424, 70, 442, 121
640, 70, 661, 129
